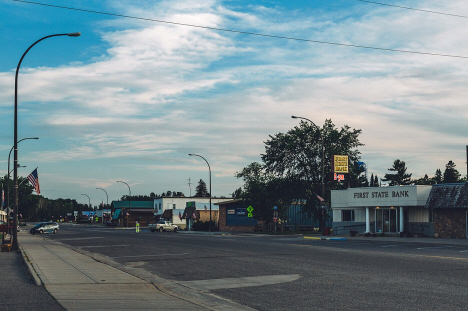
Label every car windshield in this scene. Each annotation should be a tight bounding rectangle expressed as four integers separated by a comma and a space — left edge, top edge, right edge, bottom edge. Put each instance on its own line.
33, 223, 45, 228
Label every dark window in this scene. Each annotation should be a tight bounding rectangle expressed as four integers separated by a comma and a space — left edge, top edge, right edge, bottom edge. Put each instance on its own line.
342, 210, 354, 222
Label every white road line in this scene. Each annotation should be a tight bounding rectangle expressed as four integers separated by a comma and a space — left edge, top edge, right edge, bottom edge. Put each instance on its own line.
113, 253, 189, 259
56, 237, 106, 241
80, 245, 130, 248
380, 245, 398, 247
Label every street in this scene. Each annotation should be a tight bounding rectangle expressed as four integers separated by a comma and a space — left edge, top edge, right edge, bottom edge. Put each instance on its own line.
43, 223, 468, 310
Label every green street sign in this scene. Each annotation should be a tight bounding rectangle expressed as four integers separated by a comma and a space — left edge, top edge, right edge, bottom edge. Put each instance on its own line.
247, 205, 254, 213
248, 212, 253, 218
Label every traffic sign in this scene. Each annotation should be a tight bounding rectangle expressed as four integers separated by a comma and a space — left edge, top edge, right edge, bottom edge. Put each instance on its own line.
248, 212, 253, 218
273, 217, 278, 222
247, 205, 254, 213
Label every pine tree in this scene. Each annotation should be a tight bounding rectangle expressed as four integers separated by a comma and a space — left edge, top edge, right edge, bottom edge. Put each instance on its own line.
195, 179, 210, 197
382, 160, 412, 186
443, 161, 461, 183
433, 169, 442, 184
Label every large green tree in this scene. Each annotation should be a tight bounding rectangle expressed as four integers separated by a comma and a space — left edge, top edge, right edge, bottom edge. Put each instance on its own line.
382, 159, 412, 186
443, 160, 461, 183
195, 179, 210, 197
237, 119, 364, 228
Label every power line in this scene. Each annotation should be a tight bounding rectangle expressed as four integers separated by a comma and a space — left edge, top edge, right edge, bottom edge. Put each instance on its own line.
356, 0, 468, 19
11, 0, 468, 59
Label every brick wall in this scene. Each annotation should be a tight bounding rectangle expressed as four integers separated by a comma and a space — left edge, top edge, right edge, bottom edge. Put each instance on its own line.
434, 209, 467, 238
219, 205, 256, 232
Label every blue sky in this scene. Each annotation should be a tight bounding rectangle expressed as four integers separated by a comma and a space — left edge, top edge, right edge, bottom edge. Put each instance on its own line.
1, 0, 468, 205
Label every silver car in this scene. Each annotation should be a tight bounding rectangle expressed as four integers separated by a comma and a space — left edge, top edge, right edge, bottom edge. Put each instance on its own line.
30, 222, 59, 234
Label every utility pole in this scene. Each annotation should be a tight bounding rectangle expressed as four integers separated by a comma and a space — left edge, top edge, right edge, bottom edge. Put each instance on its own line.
188, 177, 192, 197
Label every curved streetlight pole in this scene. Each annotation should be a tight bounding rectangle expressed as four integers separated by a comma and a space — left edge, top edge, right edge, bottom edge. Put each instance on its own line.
291, 116, 326, 232
12, 32, 80, 251
189, 154, 212, 231
96, 188, 109, 206
7, 137, 38, 211
81, 194, 91, 210
96, 187, 109, 224
117, 181, 131, 227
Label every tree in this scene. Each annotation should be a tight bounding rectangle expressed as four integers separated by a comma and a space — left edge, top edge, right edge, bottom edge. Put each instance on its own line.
413, 174, 434, 185
443, 160, 461, 183
195, 179, 210, 197
235, 162, 289, 222
241, 119, 364, 229
433, 169, 442, 184
382, 159, 412, 186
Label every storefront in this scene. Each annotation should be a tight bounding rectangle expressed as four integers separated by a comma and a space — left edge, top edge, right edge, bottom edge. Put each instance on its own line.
331, 185, 433, 236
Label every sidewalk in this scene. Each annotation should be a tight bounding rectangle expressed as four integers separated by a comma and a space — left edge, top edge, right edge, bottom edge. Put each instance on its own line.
18, 231, 253, 311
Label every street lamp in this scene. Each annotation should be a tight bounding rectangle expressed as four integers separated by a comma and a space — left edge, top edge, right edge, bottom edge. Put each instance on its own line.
96, 187, 109, 225
6, 137, 38, 212
13, 32, 80, 251
81, 194, 91, 210
189, 153, 212, 231
291, 116, 326, 231
96, 188, 108, 206
117, 181, 131, 227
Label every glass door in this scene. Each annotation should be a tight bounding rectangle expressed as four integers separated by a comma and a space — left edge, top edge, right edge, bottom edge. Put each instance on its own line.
375, 209, 399, 233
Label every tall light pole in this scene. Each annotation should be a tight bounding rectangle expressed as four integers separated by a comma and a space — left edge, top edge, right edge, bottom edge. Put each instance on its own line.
189, 154, 212, 231
96, 187, 108, 225
96, 188, 108, 206
12, 32, 80, 251
291, 116, 326, 231
117, 181, 131, 227
81, 194, 91, 210
7, 137, 38, 212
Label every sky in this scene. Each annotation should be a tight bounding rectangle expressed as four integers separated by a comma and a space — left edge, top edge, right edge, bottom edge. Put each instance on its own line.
1, 0, 468, 205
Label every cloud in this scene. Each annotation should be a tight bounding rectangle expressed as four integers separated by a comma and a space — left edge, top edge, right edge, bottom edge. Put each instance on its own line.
2, 0, 468, 202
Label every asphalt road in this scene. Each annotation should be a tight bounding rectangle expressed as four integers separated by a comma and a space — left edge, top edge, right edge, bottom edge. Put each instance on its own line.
43, 223, 468, 311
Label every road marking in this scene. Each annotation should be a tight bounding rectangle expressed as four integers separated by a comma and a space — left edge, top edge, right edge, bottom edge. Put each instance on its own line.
80, 245, 130, 248
178, 274, 300, 291
112, 253, 188, 259
380, 245, 398, 248
56, 237, 106, 241
417, 255, 468, 260
417, 246, 453, 250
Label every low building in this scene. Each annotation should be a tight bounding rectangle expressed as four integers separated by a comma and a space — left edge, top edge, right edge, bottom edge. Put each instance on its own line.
217, 200, 258, 232
111, 200, 154, 227
331, 185, 433, 236
425, 183, 468, 238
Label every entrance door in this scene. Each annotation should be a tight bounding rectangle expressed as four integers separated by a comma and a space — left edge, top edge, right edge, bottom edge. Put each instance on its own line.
375, 209, 399, 233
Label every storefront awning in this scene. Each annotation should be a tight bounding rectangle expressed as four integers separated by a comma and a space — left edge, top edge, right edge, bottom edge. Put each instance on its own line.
112, 209, 121, 220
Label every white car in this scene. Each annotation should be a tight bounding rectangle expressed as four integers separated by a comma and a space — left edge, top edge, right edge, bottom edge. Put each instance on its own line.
152, 220, 179, 232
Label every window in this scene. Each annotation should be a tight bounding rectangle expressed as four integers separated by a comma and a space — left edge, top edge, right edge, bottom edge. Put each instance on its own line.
158, 203, 161, 210
342, 210, 354, 222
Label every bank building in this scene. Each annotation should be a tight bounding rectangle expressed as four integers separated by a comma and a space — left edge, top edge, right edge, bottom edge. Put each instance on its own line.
331, 183, 468, 239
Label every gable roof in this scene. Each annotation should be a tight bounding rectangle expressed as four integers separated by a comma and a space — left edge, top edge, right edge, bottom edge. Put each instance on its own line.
425, 183, 468, 209
111, 201, 154, 209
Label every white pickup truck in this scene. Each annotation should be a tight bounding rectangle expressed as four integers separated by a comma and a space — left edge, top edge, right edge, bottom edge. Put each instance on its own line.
149, 220, 179, 232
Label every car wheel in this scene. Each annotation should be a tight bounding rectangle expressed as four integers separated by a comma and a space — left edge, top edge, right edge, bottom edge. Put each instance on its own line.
53, 229, 58, 234
39, 229, 43, 234
159, 227, 164, 233
173, 227, 178, 233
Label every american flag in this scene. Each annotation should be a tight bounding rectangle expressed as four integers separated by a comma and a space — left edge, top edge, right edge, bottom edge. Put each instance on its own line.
27, 168, 40, 194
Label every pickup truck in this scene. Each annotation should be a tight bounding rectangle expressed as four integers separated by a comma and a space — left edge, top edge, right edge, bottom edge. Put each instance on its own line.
149, 220, 179, 232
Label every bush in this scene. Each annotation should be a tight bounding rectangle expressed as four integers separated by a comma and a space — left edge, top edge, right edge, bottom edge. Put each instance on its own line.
192, 220, 215, 231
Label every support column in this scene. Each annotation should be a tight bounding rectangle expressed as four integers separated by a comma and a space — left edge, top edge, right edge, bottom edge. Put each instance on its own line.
365, 207, 370, 233
399, 206, 404, 233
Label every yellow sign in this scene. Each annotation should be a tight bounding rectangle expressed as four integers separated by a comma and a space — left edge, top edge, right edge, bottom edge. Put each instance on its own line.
334, 155, 348, 173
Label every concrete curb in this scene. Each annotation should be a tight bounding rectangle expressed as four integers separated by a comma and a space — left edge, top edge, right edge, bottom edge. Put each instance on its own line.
19, 237, 42, 286
304, 236, 348, 241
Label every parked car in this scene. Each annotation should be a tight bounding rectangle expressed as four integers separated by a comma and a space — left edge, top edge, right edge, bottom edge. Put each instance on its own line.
149, 220, 179, 232
30, 222, 59, 234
